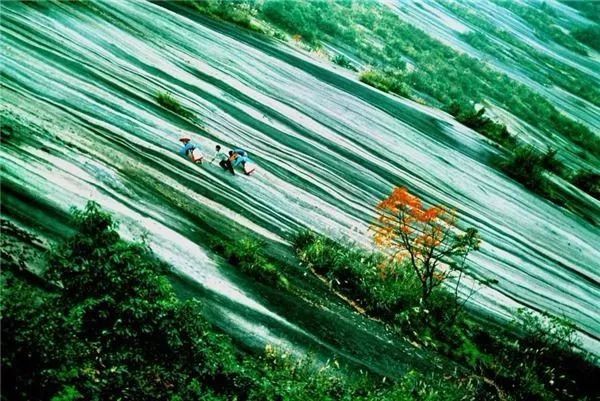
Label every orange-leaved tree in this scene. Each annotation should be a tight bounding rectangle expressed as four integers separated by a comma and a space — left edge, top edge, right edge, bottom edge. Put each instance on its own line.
371, 187, 480, 304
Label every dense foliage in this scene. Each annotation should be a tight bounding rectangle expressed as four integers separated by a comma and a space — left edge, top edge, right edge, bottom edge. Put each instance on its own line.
572, 25, 600, 52
294, 229, 421, 321
211, 236, 289, 288
500, 145, 554, 195
2, 202, 476, 401
447, 103, 517, 149
293, 228, 600, 401
559, 0, 600, 23
570, 169, 600, 200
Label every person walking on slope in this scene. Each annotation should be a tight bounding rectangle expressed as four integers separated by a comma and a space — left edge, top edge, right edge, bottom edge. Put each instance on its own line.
211, 145, 234, 174
178, 136, 203, 164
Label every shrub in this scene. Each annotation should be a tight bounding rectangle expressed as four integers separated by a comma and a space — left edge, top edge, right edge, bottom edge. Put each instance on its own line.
155, 91, 195, 119
214, 237, 288, 288
570, 169, 600, 199
3, 202, 246, 400
450, 103, 517, 148
261, 0, 321, 45
539, 147, 564, 176
2, 202, 477, 401
332, 54, 356, 70
293, 230, 425, 320
292, 229, 600, 401
572, 25, 600, 51
359, 69, 411, 98
181, 0, 259, 31
500, 145, 548, 192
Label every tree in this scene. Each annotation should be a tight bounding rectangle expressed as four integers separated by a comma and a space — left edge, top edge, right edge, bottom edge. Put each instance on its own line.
371, 187, 480, 304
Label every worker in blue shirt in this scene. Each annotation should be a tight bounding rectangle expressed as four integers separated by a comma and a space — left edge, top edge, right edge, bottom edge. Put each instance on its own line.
178, 136, 203, 164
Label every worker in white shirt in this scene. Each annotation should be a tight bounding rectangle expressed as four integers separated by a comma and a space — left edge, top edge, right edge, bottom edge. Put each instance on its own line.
211, 145, 235, 174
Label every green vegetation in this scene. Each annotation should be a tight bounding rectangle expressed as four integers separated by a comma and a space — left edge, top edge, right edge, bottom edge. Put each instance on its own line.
572, 25, 600, 52
155, 91, 195, 119
438, 0, 599, 108
571, 169, 600, 200
294, 230, 421, 320
186, 0, 598, 157
181, 0, 262, 32
497, 144, 573, 202
372, 187, 481, 305
2, 202, 477, 401
539, 147, 565, 176
500, 145, 550, 194
359, 69, 411, 98
447, 103, 517, 149
493, 0, 588, 55
293, 230, 600, 401
559, 0, 600, 23
331, 54, 357, 70
211, 236, 289, 288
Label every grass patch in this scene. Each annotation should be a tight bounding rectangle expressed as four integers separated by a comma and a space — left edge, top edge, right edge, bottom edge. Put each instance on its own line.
212, 236, 289, 289
293, 230, 421, 320
155, 91, 195, 120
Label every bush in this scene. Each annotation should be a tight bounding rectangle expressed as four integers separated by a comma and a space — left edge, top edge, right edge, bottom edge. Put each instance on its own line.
3, 202, 246, 400
262, 0, 321, 45
570, 169, 600, 199
292, 229, 600, 401
500, 145, 548, 193
359, 69, 411, 98
539, 147, 564, 176
572, 25, 600, 51
332, 54, 356, 70
2, 202, 477, 401
213, 236, 288, 288
155, 91, 194, 119
450, 103, 517, 149
293, 230, 424, 320
181, 0, 259, 31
